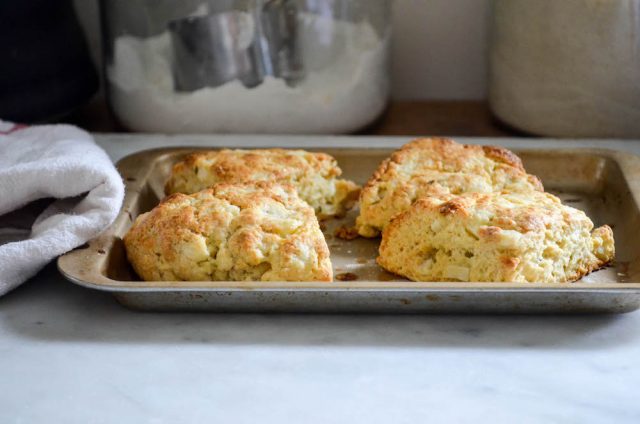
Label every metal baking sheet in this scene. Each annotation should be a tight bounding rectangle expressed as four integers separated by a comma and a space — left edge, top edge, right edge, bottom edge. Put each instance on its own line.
58, 142, 640, 313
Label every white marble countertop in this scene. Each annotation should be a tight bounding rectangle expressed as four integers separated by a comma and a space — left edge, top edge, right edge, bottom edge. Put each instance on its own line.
2, 135, 640, 423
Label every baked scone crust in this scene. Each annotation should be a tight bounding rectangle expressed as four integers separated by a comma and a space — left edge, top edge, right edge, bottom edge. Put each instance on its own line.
124, 182, 332, 282
165, 149, 360, 219
356, 138, 544, 237
377, 191, 614, 283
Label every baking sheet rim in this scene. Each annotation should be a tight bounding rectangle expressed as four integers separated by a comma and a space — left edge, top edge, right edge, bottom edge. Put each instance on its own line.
57, 145, 640, 295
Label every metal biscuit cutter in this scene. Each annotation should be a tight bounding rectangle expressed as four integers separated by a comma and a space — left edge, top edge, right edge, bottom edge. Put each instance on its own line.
168, 0, 304, 91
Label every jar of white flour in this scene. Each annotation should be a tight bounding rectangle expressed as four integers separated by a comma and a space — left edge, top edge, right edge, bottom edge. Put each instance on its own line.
101, 0, 391, 134
489, 0, 640, 138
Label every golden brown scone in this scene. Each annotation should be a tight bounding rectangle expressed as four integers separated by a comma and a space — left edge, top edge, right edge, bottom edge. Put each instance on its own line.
377, 191, 614, 283
165, 149, 360, 219
356, 138, 544, 237
124, 182, 332, 282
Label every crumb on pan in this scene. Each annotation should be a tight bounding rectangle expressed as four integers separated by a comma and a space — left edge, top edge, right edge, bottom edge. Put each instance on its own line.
124, 182, 332, 282
334, 225, 360, 240
335, 272, 358, 281
377, 191, 615, 283
165, 148, 360, 219
356, 137, 543, 237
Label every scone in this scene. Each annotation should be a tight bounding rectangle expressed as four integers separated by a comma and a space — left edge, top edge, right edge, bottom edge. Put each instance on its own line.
124, 182, 332, 282
165, 149, 360, 219
377, 191, 614, 283
356, 138, 543, 237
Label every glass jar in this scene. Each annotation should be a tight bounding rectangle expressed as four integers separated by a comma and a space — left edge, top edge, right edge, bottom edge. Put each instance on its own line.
101, 0, 391, 134
489, 0, 640, 138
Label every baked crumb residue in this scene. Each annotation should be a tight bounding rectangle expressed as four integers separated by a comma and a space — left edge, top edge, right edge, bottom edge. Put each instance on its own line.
335, 272, 358, 281
334, 225, 360, 240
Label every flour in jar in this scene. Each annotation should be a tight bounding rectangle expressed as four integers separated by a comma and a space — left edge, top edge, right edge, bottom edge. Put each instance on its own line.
107, 13, 390, 134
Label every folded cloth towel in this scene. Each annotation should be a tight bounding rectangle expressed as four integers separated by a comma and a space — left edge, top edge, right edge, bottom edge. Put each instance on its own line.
0, 121, 124, 296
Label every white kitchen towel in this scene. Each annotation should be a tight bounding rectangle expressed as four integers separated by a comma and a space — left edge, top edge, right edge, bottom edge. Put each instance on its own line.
0, 121, 124, 296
